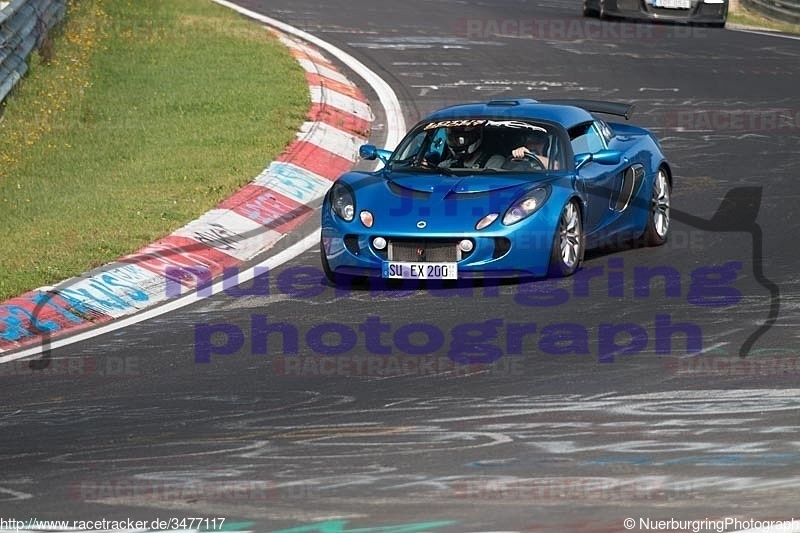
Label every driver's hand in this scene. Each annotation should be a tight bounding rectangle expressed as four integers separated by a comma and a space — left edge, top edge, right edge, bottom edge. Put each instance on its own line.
511, 147, 530, 159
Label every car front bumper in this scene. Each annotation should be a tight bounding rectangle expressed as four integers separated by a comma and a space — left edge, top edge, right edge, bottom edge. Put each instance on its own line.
321, 208, 562, 280
603, 0, 727, 24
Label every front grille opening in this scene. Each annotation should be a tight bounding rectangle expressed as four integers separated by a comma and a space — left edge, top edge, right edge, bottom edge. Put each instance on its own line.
493, 237, 511, 259
344, 235, 360, 255
389, 240, 461, 262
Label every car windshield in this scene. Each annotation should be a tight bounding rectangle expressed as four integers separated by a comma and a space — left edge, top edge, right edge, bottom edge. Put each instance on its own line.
388, 119, 565, 173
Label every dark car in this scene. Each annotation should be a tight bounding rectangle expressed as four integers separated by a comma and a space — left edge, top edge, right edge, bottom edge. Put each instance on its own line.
583, 0, 728, 27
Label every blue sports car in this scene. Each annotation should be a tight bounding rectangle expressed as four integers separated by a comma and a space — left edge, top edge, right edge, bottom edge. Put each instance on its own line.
321, 98, 671, 283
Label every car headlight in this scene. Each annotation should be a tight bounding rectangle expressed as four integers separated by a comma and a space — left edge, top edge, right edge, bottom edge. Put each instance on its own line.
503, 187, 549, 226
331, 183, 355, 222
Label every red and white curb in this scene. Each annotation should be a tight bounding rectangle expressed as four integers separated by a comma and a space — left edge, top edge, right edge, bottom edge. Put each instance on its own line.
0, 20, 386, 355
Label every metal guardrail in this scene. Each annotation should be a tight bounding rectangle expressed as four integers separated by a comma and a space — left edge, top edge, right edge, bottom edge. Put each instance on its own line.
742, 0, 800, 23
0, 0, 66, 104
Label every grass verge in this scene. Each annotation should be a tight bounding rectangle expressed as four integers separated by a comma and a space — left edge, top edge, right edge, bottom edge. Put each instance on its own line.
728, 0, 800, 33
0, 0, 309, 301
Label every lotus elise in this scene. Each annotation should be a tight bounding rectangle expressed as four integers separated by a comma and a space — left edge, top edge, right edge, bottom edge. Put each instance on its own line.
321, 98, 672, 283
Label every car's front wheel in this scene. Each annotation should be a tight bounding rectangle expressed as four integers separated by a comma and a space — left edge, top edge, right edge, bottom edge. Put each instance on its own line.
548, 200, 585, 277
644, 168, 671, 246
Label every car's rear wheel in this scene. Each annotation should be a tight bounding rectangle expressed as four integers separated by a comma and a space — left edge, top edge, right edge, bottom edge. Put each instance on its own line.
583, 0, 600, 16
548, 200, 585, 277
644, 168, 671, 246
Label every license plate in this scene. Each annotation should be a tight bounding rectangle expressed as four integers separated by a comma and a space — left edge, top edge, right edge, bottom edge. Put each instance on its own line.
653, 0, 690, 7
382, 262, 458, 280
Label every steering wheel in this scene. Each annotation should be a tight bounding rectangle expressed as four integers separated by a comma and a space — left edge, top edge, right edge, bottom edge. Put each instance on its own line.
501, 152, 545, 171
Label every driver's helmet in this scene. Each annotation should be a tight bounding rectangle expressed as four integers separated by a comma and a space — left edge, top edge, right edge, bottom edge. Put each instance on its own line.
523, 130, 549, 156
446, 126, 483, 158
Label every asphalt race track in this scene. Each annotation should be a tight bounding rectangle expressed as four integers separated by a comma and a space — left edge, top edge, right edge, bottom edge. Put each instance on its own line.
2, 0, 800, 531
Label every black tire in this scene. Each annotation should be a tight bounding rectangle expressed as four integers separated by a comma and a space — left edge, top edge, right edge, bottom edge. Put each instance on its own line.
548, 200, 585, 277
583, 0, 599, 16
644, 168, 671, 246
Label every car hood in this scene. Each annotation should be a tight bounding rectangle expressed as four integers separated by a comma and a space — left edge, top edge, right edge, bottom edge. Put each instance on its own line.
329, 170, 570, 234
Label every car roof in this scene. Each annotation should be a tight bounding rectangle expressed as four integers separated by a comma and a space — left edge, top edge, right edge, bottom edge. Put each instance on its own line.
425, 99, 595, 130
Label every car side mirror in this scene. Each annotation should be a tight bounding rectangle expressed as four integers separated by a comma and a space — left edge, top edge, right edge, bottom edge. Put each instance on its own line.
359, 144, 378, 160
574, 149, 622, 170
359, 144, 391, 166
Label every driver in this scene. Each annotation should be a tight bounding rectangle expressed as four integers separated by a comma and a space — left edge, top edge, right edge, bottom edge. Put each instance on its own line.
440, 126, 504, 169
511, 130, 557, 170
